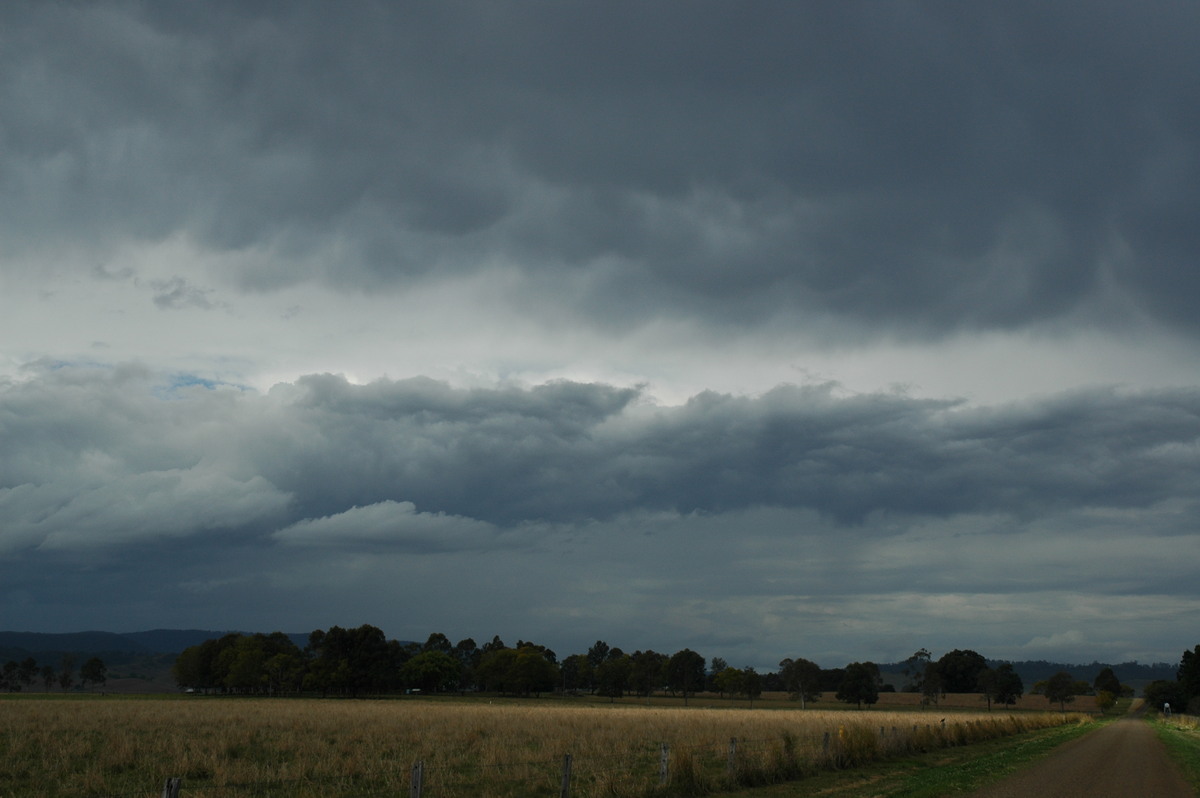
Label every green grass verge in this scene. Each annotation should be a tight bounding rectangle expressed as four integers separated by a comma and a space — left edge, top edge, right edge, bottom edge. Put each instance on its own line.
1151, 717, 1200, 794
716, 718, 1101, 798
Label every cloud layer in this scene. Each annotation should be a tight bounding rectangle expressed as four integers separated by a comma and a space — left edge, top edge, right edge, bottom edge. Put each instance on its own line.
3, 365, 1197, 665
3, 2, 1200, 668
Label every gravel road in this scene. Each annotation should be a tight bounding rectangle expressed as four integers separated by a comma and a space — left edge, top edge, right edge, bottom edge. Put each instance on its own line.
969, 709, 1192, 798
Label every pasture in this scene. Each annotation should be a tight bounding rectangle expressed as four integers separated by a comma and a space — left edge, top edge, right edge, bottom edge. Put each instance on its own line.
0, 694, 1089, 797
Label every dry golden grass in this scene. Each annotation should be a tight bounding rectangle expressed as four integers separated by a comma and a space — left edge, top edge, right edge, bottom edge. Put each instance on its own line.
0, 696, 1089, 798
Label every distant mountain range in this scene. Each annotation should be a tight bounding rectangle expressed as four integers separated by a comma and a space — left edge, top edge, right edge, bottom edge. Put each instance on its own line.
0, 629, 309, 657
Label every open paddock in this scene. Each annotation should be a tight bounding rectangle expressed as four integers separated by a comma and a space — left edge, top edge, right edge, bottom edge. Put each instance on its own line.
0, 696, 1090, 797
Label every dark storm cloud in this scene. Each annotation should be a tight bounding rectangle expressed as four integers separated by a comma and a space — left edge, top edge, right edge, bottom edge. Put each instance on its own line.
3, 2, 1198, 334
3, 366, 1199, 559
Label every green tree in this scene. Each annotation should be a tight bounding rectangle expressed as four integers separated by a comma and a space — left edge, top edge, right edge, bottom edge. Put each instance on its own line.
400, 651, 461, 693
742, 667, 762, 706
1178, 645, 1200, 704
778, 657, 821, 708
560, 654, 590, 694
707, 657, 728, 691
509, 646, 558, 696
57, 654, 76, 692
629, 650, 667, 698
476, 647, 518, 693
1042, 671, 1077, 712
40, 664, 55, 692
80, 657, 107, 692
836, 662, 880, 709
902, 648, 932, 692
1144, 679, 1188, 713
18, 658, 38, 690
305, 625, 403, 696
977, 663, 1021, 710
935, 649, 988, 693
713, 666, 743, 698
666, 649, 706, 706
921, 661, 943, 707
596, 655, 632, 702
1, 661, 19, 692
1093, 666, 1121, 697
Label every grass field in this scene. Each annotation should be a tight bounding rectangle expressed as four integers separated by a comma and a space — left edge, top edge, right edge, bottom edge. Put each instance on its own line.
1152, 712, 1200, 794
0, 694, 1090, 798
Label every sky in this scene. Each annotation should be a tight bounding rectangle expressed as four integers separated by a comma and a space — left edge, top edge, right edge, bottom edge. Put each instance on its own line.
2, 1, 1199, 671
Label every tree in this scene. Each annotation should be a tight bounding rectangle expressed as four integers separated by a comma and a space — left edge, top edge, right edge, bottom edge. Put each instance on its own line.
509, 646, 558, 696
476, 648, 518, 693
921, 662, 943, 707
452, 637, 480, 692
587, 641, 611, 670
1093, 666, 1121, 698
836, 662, 880, 709
560, 654, 591, 694
1, 661, 19, 692
978, 663, 1022, 710
80, 657, 107, 692
41, 664, 55, 692
902, 649, 932, 693
1144, 679, 1188, 713
708, 657, 728, 691
666, 649, 706, 705
422, 632, 453, 655
1042, 671, 1077, 712
778, 657, 821, 708
1178, 645, 1200, 705
18, 658, 38, 690
58, 654, 76, 692
935, 649, 988, 693
400, 651, 461, 693
629, 650, 667, 698
742, 667, 762, 706
713, 666, 743, 698
596, 655, 632, 702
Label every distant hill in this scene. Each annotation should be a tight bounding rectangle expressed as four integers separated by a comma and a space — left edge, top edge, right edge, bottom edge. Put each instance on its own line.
878, 658, 1177, 694
0, 629, 312, 694
0, 629, 309, 656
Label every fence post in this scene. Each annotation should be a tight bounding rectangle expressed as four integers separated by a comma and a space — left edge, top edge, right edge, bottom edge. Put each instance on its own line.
161, 778, 182, 798
560, 753, 572, 798
410, 760, 423, 798
659, 742, 670, 784
822, 731, 830, 754
727, 737, 737, 776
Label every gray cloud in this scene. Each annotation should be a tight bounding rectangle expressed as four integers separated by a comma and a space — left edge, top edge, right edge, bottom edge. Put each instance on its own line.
2, 365, 1198, 663
3, 2, 1198, 336
5, 367, 1199, 546
4, 2, 1200, 668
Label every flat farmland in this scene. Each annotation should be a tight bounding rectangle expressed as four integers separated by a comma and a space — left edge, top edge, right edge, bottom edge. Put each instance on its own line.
0, 696, 1088, 798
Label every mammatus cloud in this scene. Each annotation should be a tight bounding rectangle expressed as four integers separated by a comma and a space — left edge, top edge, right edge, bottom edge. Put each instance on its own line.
2, 2, 1198, 336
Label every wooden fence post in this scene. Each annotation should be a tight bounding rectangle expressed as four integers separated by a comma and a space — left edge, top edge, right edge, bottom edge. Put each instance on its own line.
727, 737, 737, 776
410, 760, 423, 798
659, 742, 670, 784
560, 753, 572, 798
161, 777, 182, 798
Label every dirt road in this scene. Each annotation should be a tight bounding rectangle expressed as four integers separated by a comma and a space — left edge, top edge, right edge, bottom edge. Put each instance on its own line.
969, 710, 1192, 798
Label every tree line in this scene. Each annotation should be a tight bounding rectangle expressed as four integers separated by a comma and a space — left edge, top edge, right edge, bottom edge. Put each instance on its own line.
170, 625, 1153, 711
0, 654, 107, 693
1142, 644, 1200, 714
